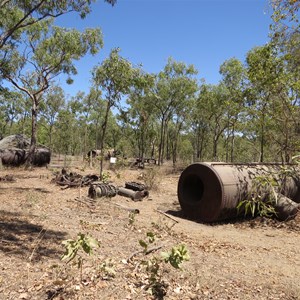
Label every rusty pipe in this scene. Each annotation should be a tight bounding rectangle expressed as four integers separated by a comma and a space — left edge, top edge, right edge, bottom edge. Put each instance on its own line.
117, 187, 149, 201
177, 162, 300, 222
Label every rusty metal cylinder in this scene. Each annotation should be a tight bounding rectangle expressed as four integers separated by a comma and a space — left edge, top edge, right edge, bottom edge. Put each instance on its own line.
177, 162, 300, 222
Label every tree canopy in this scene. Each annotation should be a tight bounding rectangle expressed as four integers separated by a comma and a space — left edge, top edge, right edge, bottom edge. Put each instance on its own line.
1, 0, 300, 167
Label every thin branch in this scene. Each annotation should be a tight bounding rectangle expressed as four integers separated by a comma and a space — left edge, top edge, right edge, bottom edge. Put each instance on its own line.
0, 0, 47, 48
127, 244, 165, 262
155, 209, 179, 224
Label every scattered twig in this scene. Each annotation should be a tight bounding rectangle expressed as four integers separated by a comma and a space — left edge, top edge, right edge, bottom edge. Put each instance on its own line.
156, 209, 179, 224
127, 244, 165, 262
113, 202, 140, 214
28, 228, 47, 262
73, 197, 96, 209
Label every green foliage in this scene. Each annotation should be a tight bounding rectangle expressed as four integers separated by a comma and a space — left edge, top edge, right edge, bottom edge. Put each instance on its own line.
0, 0, 115, 50
101, 171, 111, 183
178, 139, 194, 164
137, 232, 189, 297
128, 210, 138, 226
3, 0, 300, 165
99, 259, 116, 279
92, 48, 143, 177
61, 233, 100, 263
161, 245, 190, 269
142, 256, 166, 297
237, 174, 279, 218
139, 232, 156, 253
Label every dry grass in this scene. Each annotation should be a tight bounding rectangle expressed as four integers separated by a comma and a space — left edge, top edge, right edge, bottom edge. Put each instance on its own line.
0, 163, 299, 299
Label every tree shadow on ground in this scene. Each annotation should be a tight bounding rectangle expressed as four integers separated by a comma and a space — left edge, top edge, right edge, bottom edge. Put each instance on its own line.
0, 210, 67, 261
0, 187, 51, 193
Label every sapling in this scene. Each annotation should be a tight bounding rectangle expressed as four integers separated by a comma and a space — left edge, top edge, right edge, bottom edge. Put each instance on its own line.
61, 233, 100, 281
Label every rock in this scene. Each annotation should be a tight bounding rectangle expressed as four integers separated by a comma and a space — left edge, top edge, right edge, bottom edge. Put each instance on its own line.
19, 292, 29, 299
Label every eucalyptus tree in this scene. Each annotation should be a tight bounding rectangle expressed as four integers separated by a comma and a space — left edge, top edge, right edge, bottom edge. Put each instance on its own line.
168, 88, 197, 166
153, 58, 198, 165
269, 1, 300, 162
190, 83, 229, 162
270, 0, 300, 42
92, 48, 142, 177
0, 19, 103, 165
190, 83, 212, 161
268, 40, 300, 162
219, 58, 246, 162
126, 72, 156, 160
270, 0, 300, 77
0, 0, 116, 49
0, 89, 24, 137
54, 105, 74, 155
39, 85, 65, 149
73, 87, 106, 150
0, 0, 117, 106
245, 44, 293, 162
54, 97, 84, 155
72, 90, 94, 155
207, 83, 229, 161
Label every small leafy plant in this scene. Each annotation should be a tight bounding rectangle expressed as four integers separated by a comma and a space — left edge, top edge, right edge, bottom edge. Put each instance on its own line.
161, 244, 190, 269
99, 258, 116, 279
236, 168, 295, 219
139, 232, 156, 253
61, 233, 100, 281
62, 233, 100, 263
128, 210, 139, 227
137, 233, 189, 297
101, 171, 111, 183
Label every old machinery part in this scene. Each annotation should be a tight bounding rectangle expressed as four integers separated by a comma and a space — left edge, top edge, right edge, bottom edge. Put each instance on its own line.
88, 183, 118, 199
125, 181, 147, 191
177, 162, 300, 222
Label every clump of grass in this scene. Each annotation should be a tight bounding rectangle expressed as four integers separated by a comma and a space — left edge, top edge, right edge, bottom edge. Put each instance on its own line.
143, 167, 160, 191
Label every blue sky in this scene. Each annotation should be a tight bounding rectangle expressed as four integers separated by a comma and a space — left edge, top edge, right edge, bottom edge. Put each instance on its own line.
56, 0, 272, 98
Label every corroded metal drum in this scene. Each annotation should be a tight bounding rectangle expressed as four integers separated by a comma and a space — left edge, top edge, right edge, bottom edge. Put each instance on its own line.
177, 163, 300, 222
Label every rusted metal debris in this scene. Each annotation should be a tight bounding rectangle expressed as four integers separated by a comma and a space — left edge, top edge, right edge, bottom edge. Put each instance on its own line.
88, 183, 118, 199
52, 168, 99, 188
178, 162, 300, 223
88, 180, 149, 201
120, 181, 149, 201
131, 158, 156, 169
117, 187, 149, 201
125, 181, 147, 191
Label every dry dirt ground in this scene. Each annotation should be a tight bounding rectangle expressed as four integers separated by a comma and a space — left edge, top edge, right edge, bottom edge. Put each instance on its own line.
0, 162, 300, 300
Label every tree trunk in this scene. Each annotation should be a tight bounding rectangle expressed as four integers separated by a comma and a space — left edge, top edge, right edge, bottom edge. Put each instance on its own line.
230, 123, 235, 162
158, 116, 165, 166
260, 120, 264, 163
26, 97, 38, 168
99, 100, 111, 179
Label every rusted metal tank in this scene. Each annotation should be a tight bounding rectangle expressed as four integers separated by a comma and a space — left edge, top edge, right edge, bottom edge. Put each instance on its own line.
177, 162, 300, 222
